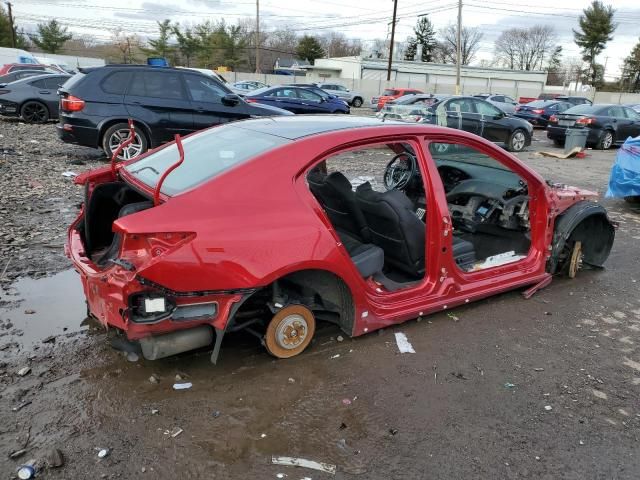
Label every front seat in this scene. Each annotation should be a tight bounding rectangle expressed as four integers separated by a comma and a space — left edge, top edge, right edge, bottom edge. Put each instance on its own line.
355, 182, 425, 278
307, 170, 370, 242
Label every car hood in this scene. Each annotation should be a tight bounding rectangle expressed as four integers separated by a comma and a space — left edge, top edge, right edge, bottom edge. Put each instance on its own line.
247, 102, 294, 116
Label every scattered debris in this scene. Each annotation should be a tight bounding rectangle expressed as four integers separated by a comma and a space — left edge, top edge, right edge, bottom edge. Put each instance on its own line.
579, 440, 585, 445
394, 332, 415, 354
126, 352, 139, 362
151, 409, 159, 415
170, 427, 183, 438
447, 313, 459, 322
12, 401, 32, 412
41, 335, 56, 344
288, 377, 295, 384
61, 171, 78, 178
16, 465, 35, 479
341, 398, 352, 406
9, 449, 27, 459
337, 335, 344, 342
339, 422, 347, 430
276, 474, 286, 479
212, 410, 221, 418
260, 433, 267, 439
44, 448, 64, 468
536, 146, 583, 159
97, 448, 110, 458
389, 428, 398, 436
173, 382, 192, 390
544, 405, 553, 411
149, 374, 159, 384
450, 372, 468, 380
23, 309, 35, 315
271, 456, 337, 475
504, 383, 516, 389
330, 354, 340, 359
17, 366, 31, 376
533, 368, 545, 372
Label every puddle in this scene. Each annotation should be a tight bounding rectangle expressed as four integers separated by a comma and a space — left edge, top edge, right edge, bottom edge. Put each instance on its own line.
0, 269, 87, 347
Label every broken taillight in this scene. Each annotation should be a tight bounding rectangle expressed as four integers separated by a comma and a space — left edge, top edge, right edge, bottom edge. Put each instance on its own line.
118, 232, 196, 270
532, 109, 544, 114
548, 115, 558, 123
576, 117, 596, 126
60, 95, 85, 112
245, 98, 257, 103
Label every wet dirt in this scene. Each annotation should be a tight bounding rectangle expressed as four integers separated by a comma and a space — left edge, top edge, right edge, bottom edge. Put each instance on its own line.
1, 120, 639, 479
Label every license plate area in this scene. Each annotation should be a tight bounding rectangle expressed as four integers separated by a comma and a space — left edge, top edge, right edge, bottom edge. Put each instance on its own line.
559, 120, 575, 127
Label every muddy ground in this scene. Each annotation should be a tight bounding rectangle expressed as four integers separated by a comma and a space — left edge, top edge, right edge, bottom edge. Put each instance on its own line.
1, 116, 639, 479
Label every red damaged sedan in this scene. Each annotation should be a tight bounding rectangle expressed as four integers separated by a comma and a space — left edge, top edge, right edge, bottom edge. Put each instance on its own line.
66, 116, 615, 362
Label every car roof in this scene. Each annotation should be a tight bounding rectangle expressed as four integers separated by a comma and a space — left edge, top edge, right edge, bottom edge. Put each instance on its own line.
8, 73, 68, 84
229, 115, 404, 140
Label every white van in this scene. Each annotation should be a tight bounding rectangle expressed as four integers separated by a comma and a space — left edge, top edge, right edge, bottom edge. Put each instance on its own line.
0, 47, 38, 66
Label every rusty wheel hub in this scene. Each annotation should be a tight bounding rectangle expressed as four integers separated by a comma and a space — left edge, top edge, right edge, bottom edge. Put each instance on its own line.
568, 241, 583, 279
276, 314, 308, 350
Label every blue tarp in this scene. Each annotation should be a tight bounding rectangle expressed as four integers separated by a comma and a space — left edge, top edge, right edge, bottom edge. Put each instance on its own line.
605, 136, 640, 198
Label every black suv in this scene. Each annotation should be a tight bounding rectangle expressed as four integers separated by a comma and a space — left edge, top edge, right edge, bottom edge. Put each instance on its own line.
58, 65, 291, 159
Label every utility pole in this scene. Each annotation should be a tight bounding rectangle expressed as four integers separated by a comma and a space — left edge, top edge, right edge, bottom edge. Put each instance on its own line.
455, 0, 462, 94
386, 0, 398, 82
6, 2, 17, 48
255, 0, 261, 73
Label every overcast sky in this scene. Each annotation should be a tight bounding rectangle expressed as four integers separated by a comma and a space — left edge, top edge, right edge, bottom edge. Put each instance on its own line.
12, 0, 640, 78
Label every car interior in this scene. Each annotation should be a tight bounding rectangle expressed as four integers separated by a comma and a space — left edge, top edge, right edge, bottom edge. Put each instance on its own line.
307, 141, 531, 291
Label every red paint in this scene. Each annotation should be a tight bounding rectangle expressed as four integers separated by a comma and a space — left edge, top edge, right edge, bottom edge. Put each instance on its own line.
67, 123, 602, 345
153, 134, 184, 206
377, 88, 423, 110
110, 119, 136, 177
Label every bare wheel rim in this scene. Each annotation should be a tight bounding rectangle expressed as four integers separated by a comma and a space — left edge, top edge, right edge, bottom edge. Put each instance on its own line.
512, 131, 526, 151
108, 129, 143, 160
23, 103, 47, 122
568, 241, 582, 279
602, 132, 613, 149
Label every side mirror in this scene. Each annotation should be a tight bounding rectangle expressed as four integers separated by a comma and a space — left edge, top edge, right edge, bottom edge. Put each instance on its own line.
222, 93, 241, 106
493, 112, 505, 120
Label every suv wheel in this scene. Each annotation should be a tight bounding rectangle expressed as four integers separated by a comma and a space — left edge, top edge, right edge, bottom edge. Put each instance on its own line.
102, 123, 148, 160
21, 101, 49, 123
352, 97, 363, 107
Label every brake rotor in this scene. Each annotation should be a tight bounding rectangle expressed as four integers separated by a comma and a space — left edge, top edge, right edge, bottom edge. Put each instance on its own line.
568, 240, 582, 279
264, 305, 316, 359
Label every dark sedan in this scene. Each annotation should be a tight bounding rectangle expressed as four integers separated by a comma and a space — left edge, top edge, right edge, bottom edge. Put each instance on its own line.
0, 74, 70, 123
245, 86, 350, 114
514, 100, 573, 127
384, 95, 533, 152
0, 69, 55, 86
547, 104, 640, 150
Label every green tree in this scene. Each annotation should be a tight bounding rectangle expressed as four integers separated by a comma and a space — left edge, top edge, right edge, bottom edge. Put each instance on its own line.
31, 20, 72, 53
142, 19, 174, 59
173, 25, 201, 67
573, 1, 616, 87
413, 16, 437, 62
404, 37, 417, 61
621, 38, 640, 92
545, 46, 563, 85
295, 35, 324, 64
0, 5, 13, 47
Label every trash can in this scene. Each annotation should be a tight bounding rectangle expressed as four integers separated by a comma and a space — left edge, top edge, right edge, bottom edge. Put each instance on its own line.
564, 128, 588, 153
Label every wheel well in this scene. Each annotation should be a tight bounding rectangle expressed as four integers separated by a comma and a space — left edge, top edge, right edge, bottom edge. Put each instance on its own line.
353, 96, 363, 102
20, 99, 50, 115
99, 119, 151, 150
548, 205, 615, 274
230, 269, 355, 335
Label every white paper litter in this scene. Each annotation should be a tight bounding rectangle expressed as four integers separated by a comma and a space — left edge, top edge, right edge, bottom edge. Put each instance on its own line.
271, 456, 336, 475
61, 171, 78, 177
394, 332, 415, 354
172, 382, 193, 390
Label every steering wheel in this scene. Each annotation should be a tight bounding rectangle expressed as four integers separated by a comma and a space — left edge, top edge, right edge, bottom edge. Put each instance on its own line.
383, 153, 417, 190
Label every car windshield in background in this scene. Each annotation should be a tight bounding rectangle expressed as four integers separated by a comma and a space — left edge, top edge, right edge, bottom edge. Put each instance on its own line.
125, 125, 290, 195
383, 89, 399, 96
526, 100, 551, 107
564, 104, 599, 115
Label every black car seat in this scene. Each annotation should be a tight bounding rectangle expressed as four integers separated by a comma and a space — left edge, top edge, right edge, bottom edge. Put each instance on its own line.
307, 170, 370, 242
355, 182, 425, 278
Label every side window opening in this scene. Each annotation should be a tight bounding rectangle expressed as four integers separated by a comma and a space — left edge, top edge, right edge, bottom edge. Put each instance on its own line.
429, 142, 531, 272
306, 142, 429, 290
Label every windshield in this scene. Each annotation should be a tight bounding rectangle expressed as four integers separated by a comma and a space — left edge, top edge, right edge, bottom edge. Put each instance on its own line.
564, 104, 598, 115
124, 125, 290, 195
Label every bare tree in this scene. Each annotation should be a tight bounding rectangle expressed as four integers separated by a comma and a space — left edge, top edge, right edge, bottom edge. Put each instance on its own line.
439, 25, 483, 65
494, 25, 556, 71
319, 31, 361, 58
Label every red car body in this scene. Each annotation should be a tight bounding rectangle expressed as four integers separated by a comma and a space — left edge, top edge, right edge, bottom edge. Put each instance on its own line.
374, 88, 424, 111
0, 63, 60, 75
66, 117, 615, 362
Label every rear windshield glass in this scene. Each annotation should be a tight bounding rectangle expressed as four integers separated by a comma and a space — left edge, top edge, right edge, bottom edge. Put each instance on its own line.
124, 125, 290, 195
61, 71, 85, 90
564, 104, 598, 115
526, 100, 549, 107
383, 89, 399, 96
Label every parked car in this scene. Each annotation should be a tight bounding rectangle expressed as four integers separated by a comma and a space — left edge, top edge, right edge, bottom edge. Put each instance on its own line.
314, 82, 365, 107
0, 73, 71, 122
245, 85, 350, 114
518, 93, 562, 104
376, 93, 440, 119
547, 104, 640, 150
0, 63, 60, 75
555, 96, 592, 106
624, 103, 640, 114
371, 88, 423, 111
473, 93, 519, 114
57, 65, 291, 160
0, 69, 55, 86
514, 100, 573, 127
288, 83, 339, 101
229, 80, 269, 95
384, 95, 533, 152
67, 115, 614, 362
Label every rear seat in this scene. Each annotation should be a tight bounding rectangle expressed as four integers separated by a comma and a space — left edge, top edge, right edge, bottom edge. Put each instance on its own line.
336, 230, 384, 279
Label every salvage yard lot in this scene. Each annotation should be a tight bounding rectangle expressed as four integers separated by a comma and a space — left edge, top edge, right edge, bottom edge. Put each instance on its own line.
1, 115, 639, 479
